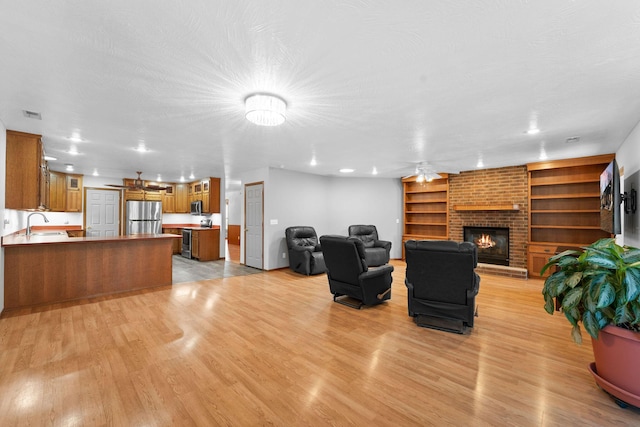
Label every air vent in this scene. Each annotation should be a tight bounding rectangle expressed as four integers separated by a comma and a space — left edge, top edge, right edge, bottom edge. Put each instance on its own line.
22, 110, 42, 120
565, 136, 580, 143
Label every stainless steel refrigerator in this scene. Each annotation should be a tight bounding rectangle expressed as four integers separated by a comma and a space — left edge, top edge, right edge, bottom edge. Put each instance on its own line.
126, 201, 162, 235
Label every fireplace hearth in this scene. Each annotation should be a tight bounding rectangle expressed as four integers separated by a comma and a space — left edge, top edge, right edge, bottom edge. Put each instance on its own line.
463, 226, 509, 266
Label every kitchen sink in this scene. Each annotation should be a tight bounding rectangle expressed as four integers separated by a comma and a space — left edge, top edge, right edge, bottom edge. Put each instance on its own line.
21, 231, 68, 237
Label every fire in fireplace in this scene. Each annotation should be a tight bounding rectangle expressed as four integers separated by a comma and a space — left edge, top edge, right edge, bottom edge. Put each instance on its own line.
463, 226, 509, 266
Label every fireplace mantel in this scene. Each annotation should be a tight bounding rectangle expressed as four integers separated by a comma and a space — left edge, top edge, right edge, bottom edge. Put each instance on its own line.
454, 204, 520, 211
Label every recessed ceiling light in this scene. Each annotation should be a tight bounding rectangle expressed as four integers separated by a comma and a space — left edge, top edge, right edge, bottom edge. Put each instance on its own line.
310, 158, 317, 166
92, 169, 99, 176
372, 167, 378, 175
180, 176, 185, 182
134, 144, 149, 153
44, 155, 57, 161
65, 164, 74, 172
339, 168, 354, 173
526, 128, 540, 135
189, 173, 195, 180
68, 147, 79, 155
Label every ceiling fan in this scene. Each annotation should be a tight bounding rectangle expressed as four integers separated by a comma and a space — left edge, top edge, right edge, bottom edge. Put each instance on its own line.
401, 162, 444, 182
105, 171, 170, 191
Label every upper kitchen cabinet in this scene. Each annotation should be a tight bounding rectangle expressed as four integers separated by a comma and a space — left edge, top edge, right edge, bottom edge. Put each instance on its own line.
65, 174, 83, 212
49, 170, 66, 212
160, 183, 175, 213
5, 130, 49, 210
48, 171, 84, 212
175, 183, 189, 213
201, 177, 221, 213
123, 178, 144, 201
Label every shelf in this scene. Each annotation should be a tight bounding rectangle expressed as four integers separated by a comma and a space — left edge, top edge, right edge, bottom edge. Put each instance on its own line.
530, 225, 602, 230
405, 200, 447, 204
405, 222, 446, 226
529, 178, 600, 186
530, 209, 600, 214
530, 193, 599, 200
403, 234, 448, 240
453, 204, 520, 211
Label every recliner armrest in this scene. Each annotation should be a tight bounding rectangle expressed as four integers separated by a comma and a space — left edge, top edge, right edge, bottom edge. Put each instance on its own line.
360, 264, 394, 280
291, 245, 315, 253
467, 273, 480, 298
374, 240, 392, 251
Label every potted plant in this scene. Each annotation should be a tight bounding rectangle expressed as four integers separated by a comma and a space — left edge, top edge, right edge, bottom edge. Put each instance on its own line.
541, 238, 640, 408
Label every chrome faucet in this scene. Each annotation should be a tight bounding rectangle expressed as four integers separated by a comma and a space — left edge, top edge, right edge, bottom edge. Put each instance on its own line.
26, 212, 49, 236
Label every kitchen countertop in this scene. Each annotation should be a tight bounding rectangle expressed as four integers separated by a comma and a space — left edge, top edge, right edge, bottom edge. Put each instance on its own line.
2, 232, 180, 247
162, 224, 221, 230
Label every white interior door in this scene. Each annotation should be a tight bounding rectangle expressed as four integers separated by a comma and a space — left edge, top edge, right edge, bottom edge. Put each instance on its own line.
85, 189, 120, 237
244, 182, 263, 269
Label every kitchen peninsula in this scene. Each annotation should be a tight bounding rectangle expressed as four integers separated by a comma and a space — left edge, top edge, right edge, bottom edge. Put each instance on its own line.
2, 232, 181, 311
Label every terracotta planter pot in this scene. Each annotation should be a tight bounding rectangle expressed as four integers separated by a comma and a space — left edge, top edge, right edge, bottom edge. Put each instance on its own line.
589, 325, 640, 407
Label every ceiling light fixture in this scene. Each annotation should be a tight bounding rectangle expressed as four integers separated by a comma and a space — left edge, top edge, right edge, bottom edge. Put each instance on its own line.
339, 168, 354, 173
372, 167, 378, 175
44, 155, 57, 161
526, 128, 540, 135
65, 164, 74, 172
92, 169, 99, 176
245, 93, 287, 126
415, 164, 441, 183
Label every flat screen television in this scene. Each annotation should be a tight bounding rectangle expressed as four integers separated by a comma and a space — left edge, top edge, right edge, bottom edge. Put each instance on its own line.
600, 159, 621, 235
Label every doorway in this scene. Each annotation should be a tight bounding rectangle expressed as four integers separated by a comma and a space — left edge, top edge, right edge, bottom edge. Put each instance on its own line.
84, 188, 120, 237
244, 182, 263, 269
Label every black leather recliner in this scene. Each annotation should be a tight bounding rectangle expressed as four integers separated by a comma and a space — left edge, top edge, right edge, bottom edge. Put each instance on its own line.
347, 225, 392, 266
285, 226, 326, 275
404, 240, 480, 333
320, 235, 393, 309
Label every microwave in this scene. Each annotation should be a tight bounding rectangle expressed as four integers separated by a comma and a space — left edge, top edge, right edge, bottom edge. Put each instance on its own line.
190, 200, 202, 215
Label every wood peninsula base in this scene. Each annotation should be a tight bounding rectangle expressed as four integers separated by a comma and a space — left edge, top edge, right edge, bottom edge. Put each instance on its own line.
3, 234, 178, 311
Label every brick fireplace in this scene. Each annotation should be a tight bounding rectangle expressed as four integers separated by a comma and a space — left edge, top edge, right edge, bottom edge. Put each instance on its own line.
463, 226, 509, 266
449, 166, 529, 277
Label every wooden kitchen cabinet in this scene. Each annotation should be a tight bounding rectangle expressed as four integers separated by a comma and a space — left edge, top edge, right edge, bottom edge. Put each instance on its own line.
163, 228, 182, 254
191, 230, 200, 258
175, 183, 189, 213
65, 174, 83, 212
49, 171, 66, 212
6, 130, 49, 210
201, 177, 221, 213
49, 171, 84, 212
123, 178, 144, 201
190, 228, 220, 261
161, 184, 176, 213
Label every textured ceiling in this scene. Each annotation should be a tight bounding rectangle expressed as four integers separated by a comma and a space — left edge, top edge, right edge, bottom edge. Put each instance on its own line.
1, 1, 640, 190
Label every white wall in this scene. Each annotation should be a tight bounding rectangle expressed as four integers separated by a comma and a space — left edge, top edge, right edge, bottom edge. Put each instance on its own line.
227, 190, 242, 225
266, 168, 331, 270
326, 176, 403, 258
240, 167, 403, 271
617, 120, 640, 247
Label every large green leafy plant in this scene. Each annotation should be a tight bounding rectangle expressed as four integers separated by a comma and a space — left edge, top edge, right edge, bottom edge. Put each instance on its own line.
541, 238, 640, 344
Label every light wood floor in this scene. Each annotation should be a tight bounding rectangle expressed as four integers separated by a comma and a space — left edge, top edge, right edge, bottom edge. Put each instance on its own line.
1, 261, 638, 426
